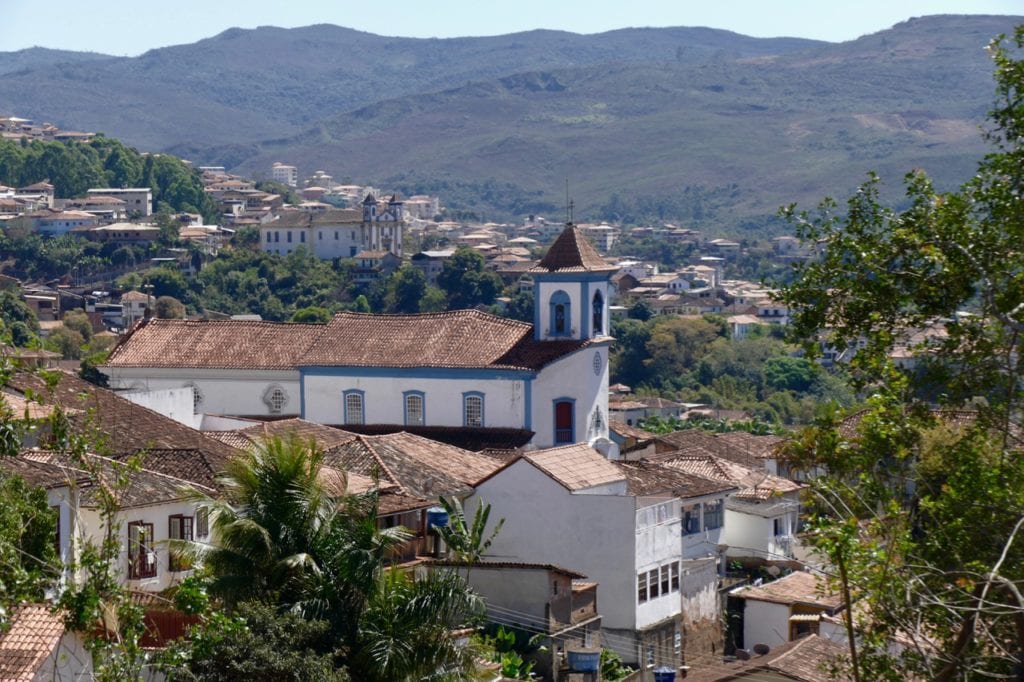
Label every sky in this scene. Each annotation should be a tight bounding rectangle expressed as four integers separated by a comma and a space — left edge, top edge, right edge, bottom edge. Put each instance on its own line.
1, 0, 1021, 56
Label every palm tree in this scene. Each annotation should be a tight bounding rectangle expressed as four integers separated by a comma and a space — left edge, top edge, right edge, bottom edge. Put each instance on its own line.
184, 435, 485, 681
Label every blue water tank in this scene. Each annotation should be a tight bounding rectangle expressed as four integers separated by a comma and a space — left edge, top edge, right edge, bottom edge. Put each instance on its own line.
566, 650, 600, 672
653, 667, 676, 682
426, 506, 449, 530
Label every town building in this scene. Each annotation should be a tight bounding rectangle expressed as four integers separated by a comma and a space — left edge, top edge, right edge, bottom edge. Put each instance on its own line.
86, 187, 152, 217
271, 162, 299, 187
260, 194, 404, 258
104, 224, 615, 449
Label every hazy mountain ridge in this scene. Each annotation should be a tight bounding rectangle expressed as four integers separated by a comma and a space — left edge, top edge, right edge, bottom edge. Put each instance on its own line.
1, 14, 1020, 227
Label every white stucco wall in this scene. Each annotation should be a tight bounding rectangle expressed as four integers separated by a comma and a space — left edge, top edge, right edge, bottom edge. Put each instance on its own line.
723, 495, 800, 560
530, 342, 610, 448
681, 557, 720, 625
741, 599, 790, 649
302, 371, 528, 428
535, 278, 610, 341
470, 460, 642, 632
119, 387, 201, 429
105, 367, 301, 418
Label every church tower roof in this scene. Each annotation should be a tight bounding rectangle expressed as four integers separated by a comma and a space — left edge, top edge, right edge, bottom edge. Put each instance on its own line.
362, 193, 377, 205
531, 224, 617, 273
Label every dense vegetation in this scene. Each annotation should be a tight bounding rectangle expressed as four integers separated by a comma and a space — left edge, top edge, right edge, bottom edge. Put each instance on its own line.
0, 137, 219, 222
611, 314, 854, 424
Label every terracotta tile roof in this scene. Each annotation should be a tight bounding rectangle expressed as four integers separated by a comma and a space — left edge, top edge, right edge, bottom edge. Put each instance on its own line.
654, 430, 762, 468
652, 452, 803, 501
324, 431, 501, 500
106, 310, 591, 374
615, 460, 736, 499
234, 418, 356, 451
732, 570, 842, 609
531, 225, 618, 273
104, 318, 324, 370
715, 432, 788, 460
21, 450, 212, 509
608, 420, 656, 441
5, 370, 240, 464
522, 443, 626, 491
0, 455, 89, 490
0, 604, 67, 681
110, 448, 230, 490
303, 310, 537, 370
683, 634, 849, 682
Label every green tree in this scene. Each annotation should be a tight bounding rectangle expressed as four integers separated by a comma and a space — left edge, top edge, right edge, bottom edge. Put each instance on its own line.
0, 472, 59, 616
437, 496, 504, 579
154, 296, 185, 319
763, 355, 817, 392
436, 248, 502, 309
46, 327, 86, 360
777, 28, 1024, 681
62, 309, 94, 342
384, 265, 427, 314
291, 306, 332, 324
643, 316, 720, 380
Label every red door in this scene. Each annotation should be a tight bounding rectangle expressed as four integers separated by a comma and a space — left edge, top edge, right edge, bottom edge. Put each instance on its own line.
555, 401, 573, 444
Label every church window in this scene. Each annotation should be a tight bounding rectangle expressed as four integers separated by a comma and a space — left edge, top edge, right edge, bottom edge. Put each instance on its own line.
266, 232, 271, 242
344, 390, 365, 425
274, 231, 279, 242
404, 391, 425, 426
263, 385, 288, 414
318, 231, 323, 240
592, 290, 604, 336
287, 231, 292, 243
463, 392, 484, 428
334, 231, 339, 240
549, 290, 571, 337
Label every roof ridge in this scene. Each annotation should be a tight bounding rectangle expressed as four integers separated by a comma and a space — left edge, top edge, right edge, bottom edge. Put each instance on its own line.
355, 435, 405, 494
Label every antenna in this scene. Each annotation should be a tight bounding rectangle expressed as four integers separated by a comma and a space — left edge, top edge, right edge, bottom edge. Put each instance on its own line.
565, 177, 570, 224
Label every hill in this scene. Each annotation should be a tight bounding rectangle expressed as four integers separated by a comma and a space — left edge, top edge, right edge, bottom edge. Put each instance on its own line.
0, 24, 821, 151
182, 15, 1020, 228
0, 15, 1019, 229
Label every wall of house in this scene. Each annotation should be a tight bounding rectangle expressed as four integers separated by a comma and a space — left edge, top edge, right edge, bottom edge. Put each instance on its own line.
469, 461, 638, 635
722, 496, 800, 561
119, 387, 201, 429
535, 276, 610, 341
79, 500, 206, 593
47, 486, 78, 582
635, 498, 684, 631
682, 494, 727, 560
742, 599, 790, 649
681, 557, 722, 661
104, 367, 301, 418
529, 343, 610, 448
35, 630, 92, 681
301, 369, 529, 429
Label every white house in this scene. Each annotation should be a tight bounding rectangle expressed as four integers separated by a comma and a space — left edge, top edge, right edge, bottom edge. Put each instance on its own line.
728, 570, 842, 651
86, 187, 152, 217
470, 443, 688, 671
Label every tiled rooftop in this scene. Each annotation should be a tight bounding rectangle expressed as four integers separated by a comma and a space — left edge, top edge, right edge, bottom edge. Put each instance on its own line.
324, 431, 502, 500
732, 570, 842, 609
0, 604, 67, 681
523, 443, 626, 491
683, 634, 849, 682
104, 318, 324, 370
615, 460, 737, 499
652, 452, 802, 501
531, 225, 617, 273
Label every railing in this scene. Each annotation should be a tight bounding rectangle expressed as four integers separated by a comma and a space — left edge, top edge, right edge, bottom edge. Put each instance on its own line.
128, 552, 157, 580
555, 428, 573, 444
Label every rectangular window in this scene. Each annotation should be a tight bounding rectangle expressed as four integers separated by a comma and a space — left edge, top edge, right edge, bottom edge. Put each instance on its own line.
51, 504, 60, 559
671, 561, 680, 592
660, 565, 670, 595
196, 507, 209, 539
683, 506, 701, 535
774, 517, 786, 536
638, 572, 648, 604
334, 231, 339, 240
168, 515, 194, 572
287, 231, 292, 243
300, 232, 305, 243
648, 569, 660, 599
351, 231, 356, 240
266, 232, 271, 242
405, 394, 424, 426
274, 231, 279, 243
345, 392, 364, 425
127, 521, 156, 579
464, 395, 483, 427
318, 231, 323, 240
704, 499, 723, 530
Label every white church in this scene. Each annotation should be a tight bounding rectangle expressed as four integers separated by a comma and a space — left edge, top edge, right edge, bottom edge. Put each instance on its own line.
103, 224, 616, 449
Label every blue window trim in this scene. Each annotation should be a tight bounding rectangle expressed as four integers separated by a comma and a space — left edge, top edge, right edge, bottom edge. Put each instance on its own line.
462, 391, 485, 428
342, 389, 365, 425
403, 390, 426, 426
549, 290, 571, 338
552, 396, 576, 445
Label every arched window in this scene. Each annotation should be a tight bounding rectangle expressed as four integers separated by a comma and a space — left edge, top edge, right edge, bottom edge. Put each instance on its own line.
549, 290, 571, 337
404, 391, 425, 426
592, 290, 604, 337
344, 390, 365, 425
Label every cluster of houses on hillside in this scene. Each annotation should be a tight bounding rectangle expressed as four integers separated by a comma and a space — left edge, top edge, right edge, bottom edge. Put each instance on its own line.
0, 225, 862, 681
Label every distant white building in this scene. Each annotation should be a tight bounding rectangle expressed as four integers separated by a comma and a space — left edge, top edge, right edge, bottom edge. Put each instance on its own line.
271, 162, 298, 187
86, 187, 152, 217
260, 194, 405, 258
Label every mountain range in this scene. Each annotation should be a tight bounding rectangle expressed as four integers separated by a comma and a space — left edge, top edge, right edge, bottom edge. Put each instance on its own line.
1, 15, 1020, 228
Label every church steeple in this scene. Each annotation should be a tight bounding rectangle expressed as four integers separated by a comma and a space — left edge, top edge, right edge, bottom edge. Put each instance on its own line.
530, 223, 616, 341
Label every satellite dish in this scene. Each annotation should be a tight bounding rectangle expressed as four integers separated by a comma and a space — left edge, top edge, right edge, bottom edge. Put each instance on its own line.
735, 649, 751, 661
753, 643, 771, 656
766, 565, 781, 577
